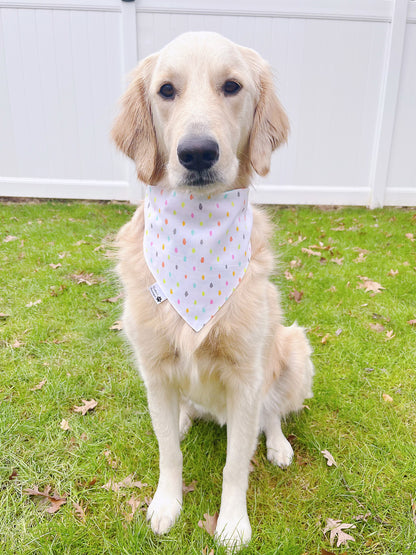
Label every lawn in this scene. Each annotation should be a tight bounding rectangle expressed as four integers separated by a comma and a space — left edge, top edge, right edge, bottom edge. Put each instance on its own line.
0, 200, 415, 555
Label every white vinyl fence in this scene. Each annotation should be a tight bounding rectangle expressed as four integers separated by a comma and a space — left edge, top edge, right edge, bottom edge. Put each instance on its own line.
0, 0, 415, 207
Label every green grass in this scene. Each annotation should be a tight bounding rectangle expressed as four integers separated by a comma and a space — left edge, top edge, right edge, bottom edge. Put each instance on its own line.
1, 200, 415, 554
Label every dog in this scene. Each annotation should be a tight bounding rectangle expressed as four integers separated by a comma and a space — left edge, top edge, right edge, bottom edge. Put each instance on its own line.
112, 32, 314, 550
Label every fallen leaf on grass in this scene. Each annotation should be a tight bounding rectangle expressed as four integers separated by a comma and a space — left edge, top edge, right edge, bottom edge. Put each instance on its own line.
30, 379, 47, 391
302, 247, 321, 257
8, 469, 18, 480
411, 498, 416, 527
321, 333, 330, 344
353, 512, 372, 522
109, 320, 123, 331
73, 501, 86, 522
124, 496, 144, 522
331, 257, 344, 266
198, 512, 219, 537
321, 450, 337, 467
382, 393, 393, 403
102, 293, 124, 303
3, 235, 18, 242
12, 339, 24, 348
289, 290, 303, 303
385, 330, 395, 341
357, 276, 385, 295
70, 272, 104, 286
183, 480, 197, 495
60, 419, 71, 431
49, 263, 62, 270
103, 449, 118, 469
0, 313, 10, 319
407, 319, 416, 326
25, 299, 42, 307
369, 322, 385, 333
202, 547, 215, 555
284, 270, 294, 281
405, 233, 414, 242
102, 474, 148, 492
290, 258, 302, 268
387, 269, 398, 277
73, 399, 97, 415
23, 485, 67, 514
353, 252, 367, 263
323, 518, 356, 547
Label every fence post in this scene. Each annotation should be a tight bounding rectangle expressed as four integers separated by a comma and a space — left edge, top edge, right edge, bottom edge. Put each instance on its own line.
368, 0, 409, 208
120, 0, 141, 203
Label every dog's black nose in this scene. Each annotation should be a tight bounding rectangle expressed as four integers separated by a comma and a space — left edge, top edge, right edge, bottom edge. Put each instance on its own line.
177, 136, 219, 172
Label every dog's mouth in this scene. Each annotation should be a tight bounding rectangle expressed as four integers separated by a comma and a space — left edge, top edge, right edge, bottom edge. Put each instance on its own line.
180, 169, 222, 188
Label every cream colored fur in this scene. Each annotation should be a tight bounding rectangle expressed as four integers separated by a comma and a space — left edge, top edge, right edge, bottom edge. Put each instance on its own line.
113, 32, 314, 551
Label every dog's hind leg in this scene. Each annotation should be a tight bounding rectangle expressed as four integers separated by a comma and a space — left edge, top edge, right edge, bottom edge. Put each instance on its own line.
261, 323, 314, 467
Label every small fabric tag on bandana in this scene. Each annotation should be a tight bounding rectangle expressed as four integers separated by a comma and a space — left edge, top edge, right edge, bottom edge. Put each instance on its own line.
143, 185, 253, 332
149, 282, 167, 304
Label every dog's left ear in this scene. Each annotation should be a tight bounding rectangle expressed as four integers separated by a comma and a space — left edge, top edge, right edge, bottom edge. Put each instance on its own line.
246, 52, 290, 177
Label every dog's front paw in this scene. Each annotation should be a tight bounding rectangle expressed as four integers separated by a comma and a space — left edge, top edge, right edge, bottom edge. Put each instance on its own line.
147, 489, 182, 535
215, 510, 251, 552
267, 436, 294, 468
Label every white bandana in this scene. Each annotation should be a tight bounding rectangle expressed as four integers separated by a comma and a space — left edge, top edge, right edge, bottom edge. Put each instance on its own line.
143, 185, 253, 332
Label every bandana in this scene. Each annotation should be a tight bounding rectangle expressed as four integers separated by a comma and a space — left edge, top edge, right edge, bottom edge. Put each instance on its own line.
143, 185, 253, 332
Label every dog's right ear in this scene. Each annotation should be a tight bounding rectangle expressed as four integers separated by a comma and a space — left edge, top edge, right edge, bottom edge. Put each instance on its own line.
111, 54, 164, 184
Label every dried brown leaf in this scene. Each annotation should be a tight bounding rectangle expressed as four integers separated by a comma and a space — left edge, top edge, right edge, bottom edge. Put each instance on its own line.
323, 518, 356, 547
124, 496, 144, 521
73, 399, 97, 416
321, 333, 330, 345
25, 299, 42, 307
357, 276, 385, 294
183, 480, 197, 495
60, 419, 71, 431
110, 320, 123, 331
49, 263, 62, 270
369, 323, 385, 333
3, 235, 18, 242
407, 319, 416, 326
23, 485, 67, 514
102, 293, 124, 303
290, 258, 302, 268
302, 247, 321, 257
30, 379, 47, 391
385, 330, 395, 341
353, 252, 367, 263
198, 512, 218, 537
289, 290, 303, 303
102, 474, 148, 492
284, 270, 294, 281
387, 269, 398, 277
321, 450, 337, 467
405, 233, 414, 242
73, 501, 87, 522
382, 393, 393, 403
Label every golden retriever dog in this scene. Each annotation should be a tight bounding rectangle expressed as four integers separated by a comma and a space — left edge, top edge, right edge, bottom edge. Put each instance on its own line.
112, 32, 314, 550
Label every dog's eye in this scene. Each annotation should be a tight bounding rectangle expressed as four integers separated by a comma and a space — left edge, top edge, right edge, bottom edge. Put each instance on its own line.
222, 80, 241, 96
159, 83, 176, 99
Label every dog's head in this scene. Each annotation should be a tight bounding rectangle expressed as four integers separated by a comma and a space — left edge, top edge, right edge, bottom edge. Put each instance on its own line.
112, 32, 289, 193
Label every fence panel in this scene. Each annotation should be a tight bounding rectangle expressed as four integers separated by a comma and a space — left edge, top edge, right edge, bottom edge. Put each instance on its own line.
0, 0, 414, 206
